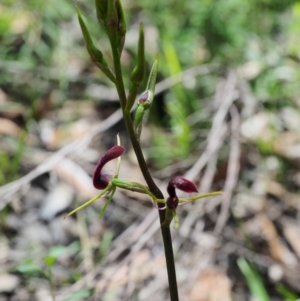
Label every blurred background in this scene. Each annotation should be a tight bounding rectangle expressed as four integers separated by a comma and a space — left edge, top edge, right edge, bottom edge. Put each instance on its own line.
1, 0, 300, 300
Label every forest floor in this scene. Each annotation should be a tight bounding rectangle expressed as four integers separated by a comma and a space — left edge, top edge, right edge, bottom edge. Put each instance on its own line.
1, 66, 300, 301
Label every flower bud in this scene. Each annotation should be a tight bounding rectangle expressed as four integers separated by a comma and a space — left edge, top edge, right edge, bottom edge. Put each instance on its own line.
104, 0, 126, 54
115, 0, 126, 53
106, 0, 119, 31
136, 56, 158, 108
95, 0, 108, 25
76, 7, 116, 82
137, 90, 153, 109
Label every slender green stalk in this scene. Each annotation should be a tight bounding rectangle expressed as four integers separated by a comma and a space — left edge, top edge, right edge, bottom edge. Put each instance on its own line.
110, 38, 179, 301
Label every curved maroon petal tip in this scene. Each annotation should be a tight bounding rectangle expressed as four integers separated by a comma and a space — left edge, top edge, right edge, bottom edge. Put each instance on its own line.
107, 145, 125, 158
169, 177, 198, 193
93, 145, 125, 190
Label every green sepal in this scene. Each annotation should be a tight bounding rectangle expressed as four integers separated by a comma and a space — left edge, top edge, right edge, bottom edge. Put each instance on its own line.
130, 23, 145, 85
134, 104, 145, 128
76, 7, 116, 83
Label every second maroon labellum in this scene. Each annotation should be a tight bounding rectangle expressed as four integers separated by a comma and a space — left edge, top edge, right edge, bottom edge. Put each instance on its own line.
166, 177, 198, 209
93, 145, 125, 189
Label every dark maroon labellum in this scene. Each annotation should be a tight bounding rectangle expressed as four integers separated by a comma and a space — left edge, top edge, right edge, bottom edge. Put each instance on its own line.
93, 145, 125, 189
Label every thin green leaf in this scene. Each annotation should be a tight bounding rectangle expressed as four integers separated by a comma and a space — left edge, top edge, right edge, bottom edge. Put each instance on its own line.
237, 257, 270, 301
276, 283, 299, 301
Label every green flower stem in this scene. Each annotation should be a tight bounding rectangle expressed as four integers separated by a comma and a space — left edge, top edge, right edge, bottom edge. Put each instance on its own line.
110, 41, 179, 301
124, 84, 180, 301
126, 103, 180, 301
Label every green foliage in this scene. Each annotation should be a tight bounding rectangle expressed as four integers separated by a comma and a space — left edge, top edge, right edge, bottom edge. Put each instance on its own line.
13, 242, 83, 300
44, 245, 68, 267
276, 283, 299, 301
237, 257, 270, 301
